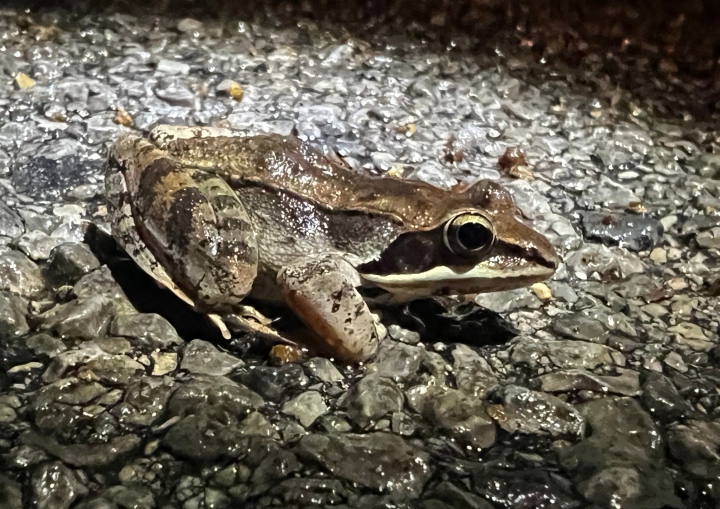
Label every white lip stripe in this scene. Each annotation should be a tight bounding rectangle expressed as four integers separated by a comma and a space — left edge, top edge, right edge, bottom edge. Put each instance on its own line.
360, 265, 553, 285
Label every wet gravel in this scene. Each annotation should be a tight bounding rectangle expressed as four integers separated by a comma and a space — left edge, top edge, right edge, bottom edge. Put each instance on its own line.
1, 3, 719, 509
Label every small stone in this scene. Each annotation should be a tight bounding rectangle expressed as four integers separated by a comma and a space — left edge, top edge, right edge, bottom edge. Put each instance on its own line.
663, 351, 688, 372
366, 340, 427, 381
39, 296, 114, 341
641, 372, 694, 423
0, 250, 45, 298
387, 324, 421, 344
297, 432, 432, 499
488, 385, 584, 437
237, 411, 279, 439
281, 391, 328, 427
15, 231, 64, 261
305, 357, 344, 383
151, 352, 178, 376
110, 313, 183, 349
0, 202, 24, 239
452, 344, 498, 399
319, 414, 352, 433
0, 292, 28, 338
269, 344, 302, 365
167, 375, 264, 419
181, 339, 243, 376
667, 277, 688, 291
177, 18, 203, 32
45, 243, 100, 286
0, 474, 22, 509
15, 72, 35, 89
342, 374, 404, 428
217, 79, 244, 101
156, 59, 190, 75
649, 248, 667, 263
32, 461, 87, 509
536, 368, 640, 396
408, 384, 496, 449
530, 282, 552, 300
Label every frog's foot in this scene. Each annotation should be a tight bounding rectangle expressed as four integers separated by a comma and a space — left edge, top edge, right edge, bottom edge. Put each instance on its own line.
221, 311, 298, 347
277, 257, 381, 363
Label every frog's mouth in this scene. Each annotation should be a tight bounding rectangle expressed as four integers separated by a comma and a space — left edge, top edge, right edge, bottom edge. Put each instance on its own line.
359, 263, 556, 303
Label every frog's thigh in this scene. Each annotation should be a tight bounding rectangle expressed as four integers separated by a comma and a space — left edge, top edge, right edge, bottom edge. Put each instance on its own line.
138, 166, 258, 312
277, 257, 380, 363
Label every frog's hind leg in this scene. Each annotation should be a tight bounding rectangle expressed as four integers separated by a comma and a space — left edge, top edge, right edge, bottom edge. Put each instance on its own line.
106, 135, 259, 331
106, 165, 232, 338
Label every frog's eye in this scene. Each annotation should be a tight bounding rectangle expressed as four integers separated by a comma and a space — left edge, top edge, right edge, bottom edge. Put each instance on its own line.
443, 213, 495, 256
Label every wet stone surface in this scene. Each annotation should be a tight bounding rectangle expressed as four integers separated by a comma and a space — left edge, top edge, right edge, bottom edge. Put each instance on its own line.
0, 3, 718, 508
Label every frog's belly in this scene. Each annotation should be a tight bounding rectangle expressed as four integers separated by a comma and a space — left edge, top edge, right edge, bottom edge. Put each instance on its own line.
235, 186, 403, 303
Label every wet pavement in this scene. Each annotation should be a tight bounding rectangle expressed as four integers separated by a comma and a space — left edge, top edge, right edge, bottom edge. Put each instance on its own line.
0, 3, 719, 509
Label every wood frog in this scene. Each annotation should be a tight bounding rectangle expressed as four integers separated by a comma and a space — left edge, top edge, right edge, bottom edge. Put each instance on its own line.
105, 126, 558, 362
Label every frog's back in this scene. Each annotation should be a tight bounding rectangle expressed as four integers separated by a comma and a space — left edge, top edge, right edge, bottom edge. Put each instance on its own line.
146, 125, 499, 231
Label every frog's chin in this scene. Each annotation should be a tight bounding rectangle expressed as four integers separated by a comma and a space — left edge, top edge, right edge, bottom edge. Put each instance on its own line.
359, 264, 555, 304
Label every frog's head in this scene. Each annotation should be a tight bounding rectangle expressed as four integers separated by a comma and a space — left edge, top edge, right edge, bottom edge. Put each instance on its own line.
357, 179, 558, 302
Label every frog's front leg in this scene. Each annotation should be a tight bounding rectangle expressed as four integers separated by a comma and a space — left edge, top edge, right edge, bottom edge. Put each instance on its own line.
277, 257, 382, 363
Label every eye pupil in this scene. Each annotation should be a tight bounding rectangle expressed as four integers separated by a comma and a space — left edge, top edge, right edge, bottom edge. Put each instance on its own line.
443, 213, 495, 256
457, 222, 491, 251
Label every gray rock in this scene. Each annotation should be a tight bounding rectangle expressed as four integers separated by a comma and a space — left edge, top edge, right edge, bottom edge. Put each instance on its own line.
236, 411, 280, 439
552, 313, 608, 343
167, 375, 264, 419
0, 474, 22, 509
45, 242, 100, 286
512, 339, 617, 369
77, 354, 145, 385
162, 414, 249, 462
180, 339, 243, 376
31, 461, 88, 509
41, 343, 106, 383
282, 391, 328, 427
0, 250, 44, 298
26, 333, 67, 357
558, 397, 682, 509
110, 313, 183, 349
111, 376, 175, 427
387, 324, 421, 344
237, 363, 309, 403
426, 481, 494, 509
641, 372, 694, 423
667, 419, 720, 479
342, 374, 404, 428
0, 202, 24, 239
452, 344, 499, 399
16, 230, 64, 261
408, 384, 496, 449
247, 439, 302, 495
39, 296, 114, 340
488, 385, 584, 437
304, 357, 344, 383
366, 340, 427, 380
21, 432, 140, 468
73, 267, 134, 314
581, 211, 662, 252
101, 486, 155, 509
297, 432, 432, 499
536, 368, 641, 396
0, 291, 28, 338
320, 414, 352, 433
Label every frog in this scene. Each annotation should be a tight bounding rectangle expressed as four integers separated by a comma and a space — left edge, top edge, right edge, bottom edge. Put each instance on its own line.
105, 125, 558, 362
